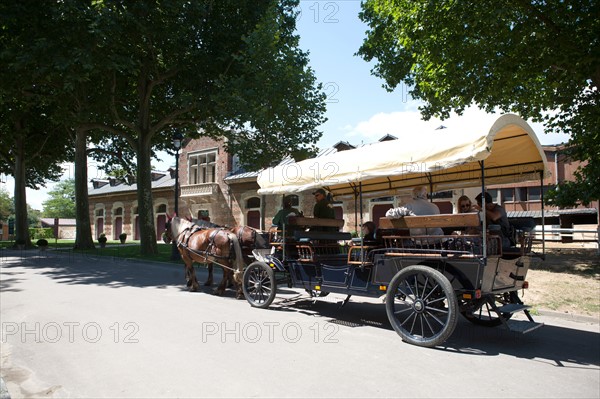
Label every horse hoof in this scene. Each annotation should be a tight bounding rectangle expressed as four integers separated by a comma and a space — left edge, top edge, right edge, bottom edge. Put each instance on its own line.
212, 289, 224, 296
189, 285, 199, 292
204, 281, 212, 286
186, 280, 192, 287
236, 292, 245, 300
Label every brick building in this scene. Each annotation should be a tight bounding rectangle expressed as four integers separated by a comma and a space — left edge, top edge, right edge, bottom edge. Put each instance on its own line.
88, 137, 597, 241
88, 171, 177, 240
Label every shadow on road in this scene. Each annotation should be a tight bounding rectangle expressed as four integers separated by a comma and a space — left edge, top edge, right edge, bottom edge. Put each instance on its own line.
268, 291, 600, 369
3, 250, 598, 370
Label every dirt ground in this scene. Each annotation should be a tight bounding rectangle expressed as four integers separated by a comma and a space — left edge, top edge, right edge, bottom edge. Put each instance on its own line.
522, 244, 599, 318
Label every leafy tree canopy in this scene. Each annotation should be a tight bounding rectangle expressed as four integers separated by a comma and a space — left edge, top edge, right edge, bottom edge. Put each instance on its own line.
0, 187, 14, 221
358, 0, 599, 205
42, 179, 76, 218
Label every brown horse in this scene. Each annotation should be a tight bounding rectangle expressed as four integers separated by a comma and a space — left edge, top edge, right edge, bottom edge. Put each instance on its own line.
164, 216, 245, 297
188, 219, 268, 287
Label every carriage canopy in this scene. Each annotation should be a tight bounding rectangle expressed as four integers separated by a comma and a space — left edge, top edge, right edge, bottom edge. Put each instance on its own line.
257, 114, 550, 198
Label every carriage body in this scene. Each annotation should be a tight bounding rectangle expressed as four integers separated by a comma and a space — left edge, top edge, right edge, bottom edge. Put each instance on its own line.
247, 213, 541, 347
240, 114, 550, 347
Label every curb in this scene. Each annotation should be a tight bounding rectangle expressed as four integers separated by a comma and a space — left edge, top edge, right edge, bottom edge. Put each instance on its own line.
536, 309, 600, 325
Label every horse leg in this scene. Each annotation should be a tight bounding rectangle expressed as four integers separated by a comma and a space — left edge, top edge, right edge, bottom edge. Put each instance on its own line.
182, 254, 199, 292
185, 266, 192, 287
233, 269, 244, 299
204, 263, 213, 286
213, 267, 229, 296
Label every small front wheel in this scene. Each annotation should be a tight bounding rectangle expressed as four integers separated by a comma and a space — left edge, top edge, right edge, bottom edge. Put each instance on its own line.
386, 265, 458, 347
243, 261, 276, 309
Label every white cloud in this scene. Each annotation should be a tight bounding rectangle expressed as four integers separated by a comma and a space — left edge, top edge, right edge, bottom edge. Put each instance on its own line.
341, 107, 571, 146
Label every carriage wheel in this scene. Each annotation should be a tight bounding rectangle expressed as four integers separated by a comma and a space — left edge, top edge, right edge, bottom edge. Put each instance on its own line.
243, 261, 277, 309
460, 292, 519, 327
385, 265, 458, 347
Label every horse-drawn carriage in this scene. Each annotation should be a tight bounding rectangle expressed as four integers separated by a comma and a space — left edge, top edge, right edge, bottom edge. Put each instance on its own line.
240, 114, 548, 347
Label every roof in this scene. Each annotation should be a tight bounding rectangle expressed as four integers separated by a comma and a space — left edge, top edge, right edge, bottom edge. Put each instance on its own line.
40, 218, 77, 226
224, 147, 339, 183
88, 171, 174, 196
257, 114, 550, 197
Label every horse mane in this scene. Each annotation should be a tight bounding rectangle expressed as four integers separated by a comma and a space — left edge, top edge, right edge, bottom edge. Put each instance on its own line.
170, 216, 193, 236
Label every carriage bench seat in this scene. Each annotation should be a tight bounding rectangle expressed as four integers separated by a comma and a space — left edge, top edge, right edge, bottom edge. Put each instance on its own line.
378, 212, 480, 230
294, 231, 352, 241
379, 213, 487, 256
288, 216, 345, 229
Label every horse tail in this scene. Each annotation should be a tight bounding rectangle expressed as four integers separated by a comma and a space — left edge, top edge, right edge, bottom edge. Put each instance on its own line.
227, 231, 245, 284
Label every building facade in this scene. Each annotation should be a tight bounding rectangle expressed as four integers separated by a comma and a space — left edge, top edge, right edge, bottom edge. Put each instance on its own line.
87, 139, 598, 241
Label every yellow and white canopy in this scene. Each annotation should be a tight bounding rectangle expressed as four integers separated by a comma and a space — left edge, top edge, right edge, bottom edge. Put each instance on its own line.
257, 114, 549, 197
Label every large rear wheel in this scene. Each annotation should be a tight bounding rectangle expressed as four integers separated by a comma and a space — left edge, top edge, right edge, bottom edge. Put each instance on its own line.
385, 265, 458, 347
243, 261, 276, 309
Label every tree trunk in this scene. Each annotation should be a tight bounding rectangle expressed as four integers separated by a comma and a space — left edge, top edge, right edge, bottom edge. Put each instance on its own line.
13, 136, 31, 247
137, 137, 158, 255
74, 128, 95, 249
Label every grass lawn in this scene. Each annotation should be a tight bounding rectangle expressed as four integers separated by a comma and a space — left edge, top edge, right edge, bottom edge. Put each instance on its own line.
1, 240, 178, 263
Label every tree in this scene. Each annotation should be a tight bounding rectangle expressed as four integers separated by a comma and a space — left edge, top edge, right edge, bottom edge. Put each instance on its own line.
0, 1, 75, 247
78, 0, 326, 255
2, 0, 326, 255
358, 0, 599, 205
42, 179, 76, 218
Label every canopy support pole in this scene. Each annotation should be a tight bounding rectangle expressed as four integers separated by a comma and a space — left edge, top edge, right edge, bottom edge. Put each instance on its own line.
540, 171, 545, 256
480, 161, 487, 260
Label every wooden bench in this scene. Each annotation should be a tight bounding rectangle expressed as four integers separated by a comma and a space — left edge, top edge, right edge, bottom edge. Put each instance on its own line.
377, 213, 507, 257
273, 217, 347, 262
288, 216, 345, 228
378, 212, 480, 230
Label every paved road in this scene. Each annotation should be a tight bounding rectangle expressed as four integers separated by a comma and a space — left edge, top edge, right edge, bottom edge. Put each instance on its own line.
1, 249, 599, 398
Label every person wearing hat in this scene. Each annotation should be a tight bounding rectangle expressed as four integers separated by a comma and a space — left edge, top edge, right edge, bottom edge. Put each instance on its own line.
312, 188, 335, 219
272, 196, 301, 231
312, 188, 337, 231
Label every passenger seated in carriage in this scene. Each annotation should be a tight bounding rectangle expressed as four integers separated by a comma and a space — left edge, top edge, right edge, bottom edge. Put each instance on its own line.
404, 186, 444, 240
311, 188, 338, 232
474, 192, 514, 249
272, 196, 302, 231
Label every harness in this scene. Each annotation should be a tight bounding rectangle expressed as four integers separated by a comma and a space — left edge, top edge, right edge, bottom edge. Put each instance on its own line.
237, 226, 257, 249
175, 226, 238, 272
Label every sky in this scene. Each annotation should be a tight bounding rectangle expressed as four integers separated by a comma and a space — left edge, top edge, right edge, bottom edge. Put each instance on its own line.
1, 0, 571, 210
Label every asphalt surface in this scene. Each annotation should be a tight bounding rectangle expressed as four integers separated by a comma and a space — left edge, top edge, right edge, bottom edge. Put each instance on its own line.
1, 248, 599, 398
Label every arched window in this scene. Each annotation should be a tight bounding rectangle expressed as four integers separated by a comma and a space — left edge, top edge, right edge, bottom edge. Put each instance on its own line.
94, 206, 105, 238
246, 197, 261, 208
245, 196, 261, 229
113, 207, 123, 239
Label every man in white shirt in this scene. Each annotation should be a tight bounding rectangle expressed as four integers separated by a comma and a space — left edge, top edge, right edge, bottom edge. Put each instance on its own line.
404, 186, 444, 239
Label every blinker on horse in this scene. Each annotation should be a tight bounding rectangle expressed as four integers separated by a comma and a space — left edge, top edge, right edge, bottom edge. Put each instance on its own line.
164, 215, 245, 297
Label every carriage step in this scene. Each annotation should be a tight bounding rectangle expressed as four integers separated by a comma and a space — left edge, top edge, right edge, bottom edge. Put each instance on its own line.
496, 303, 531, 314
505, 319, 544, 334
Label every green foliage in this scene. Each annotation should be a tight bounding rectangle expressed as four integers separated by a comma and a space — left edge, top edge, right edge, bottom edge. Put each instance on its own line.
42, 179, 76, 218
0, 187, 13, 221
29, 228, 54, 240
26, 205, 41, 227
358, 0, 600, 205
